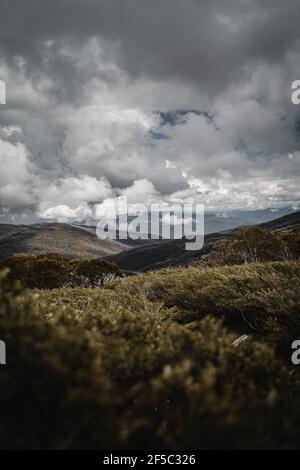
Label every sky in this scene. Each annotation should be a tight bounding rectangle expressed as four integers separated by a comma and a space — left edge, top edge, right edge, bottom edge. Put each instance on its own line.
0, 0, 300, 224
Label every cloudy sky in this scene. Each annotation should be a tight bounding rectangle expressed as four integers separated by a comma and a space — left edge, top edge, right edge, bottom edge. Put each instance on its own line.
0, 0, 300, 223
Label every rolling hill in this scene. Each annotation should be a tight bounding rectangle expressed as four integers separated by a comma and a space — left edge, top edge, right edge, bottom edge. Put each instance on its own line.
74, 206, 298, 244
0, 210, 299, 267
0, 223, 128, 259
106, 211, 300, 272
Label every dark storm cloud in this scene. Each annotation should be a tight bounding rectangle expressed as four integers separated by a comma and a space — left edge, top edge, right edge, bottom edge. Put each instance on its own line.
1, 0, 300, 220
0, 0, 300, 96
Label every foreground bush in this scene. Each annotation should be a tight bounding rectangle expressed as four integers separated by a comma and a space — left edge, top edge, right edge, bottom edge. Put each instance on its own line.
195, 227, 300, 267
1, 261, 299, 449
125, 336, 296, 449
0, 254, 121, 289
0, 272, 117, 449
116, 261, 300, 356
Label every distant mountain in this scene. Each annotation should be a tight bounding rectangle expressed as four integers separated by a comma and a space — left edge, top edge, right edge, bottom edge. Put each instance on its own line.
260, 211, 300, 231
106, 211, 300, 273
1, 210, 299, 264
75, 207, 298, 243
204, 207, 298, 233
0, 223, 128, 260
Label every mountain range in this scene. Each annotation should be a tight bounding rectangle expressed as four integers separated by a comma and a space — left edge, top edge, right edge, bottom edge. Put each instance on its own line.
0, 210, 299, 273
106, 210, 300, 272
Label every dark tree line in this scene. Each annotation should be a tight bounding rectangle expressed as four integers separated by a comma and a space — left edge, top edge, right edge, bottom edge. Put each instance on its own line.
0, 254, 121, 289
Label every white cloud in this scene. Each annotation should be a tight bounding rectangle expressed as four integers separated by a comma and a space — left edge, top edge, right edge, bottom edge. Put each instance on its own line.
120, 178, 158, 203
0, 139, 33, 207
38, 203, 93, 223
39, 175, 113, 210
37, 174, 113, 222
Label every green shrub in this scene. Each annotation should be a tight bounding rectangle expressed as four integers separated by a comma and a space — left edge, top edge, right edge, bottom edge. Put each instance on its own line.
195, 227, 300, 267
124, 327, 297, 449
71, 259, 121, 288
32, 281, 300, 449
2, 260, 300, 449
0, 254, 121, 289
0, 272, 116, 449
116, 262, 300, 353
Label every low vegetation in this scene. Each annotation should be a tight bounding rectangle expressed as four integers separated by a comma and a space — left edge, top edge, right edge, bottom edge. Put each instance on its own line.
194, 227, 300, 267
0, 254, 121, 289
1, 256, 300, 449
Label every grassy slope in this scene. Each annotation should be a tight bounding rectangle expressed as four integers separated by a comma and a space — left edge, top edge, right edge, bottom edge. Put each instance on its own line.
0, 223, 127, 259
1, 261, 300, 449
35, 261, 300, 353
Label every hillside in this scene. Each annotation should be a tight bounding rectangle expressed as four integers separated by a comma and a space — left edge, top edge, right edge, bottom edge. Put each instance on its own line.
203, 207, 298, 233
1, 211, 299, 265
260, 210, 300, 231
75, 207, 297, 243
0, 223, 128, 259
107, 211, 300, 272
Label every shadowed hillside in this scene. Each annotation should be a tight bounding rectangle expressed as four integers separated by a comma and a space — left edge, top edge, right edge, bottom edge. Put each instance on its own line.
0, 223, 128, 259
1, 211, 299, 266
260, 211, 300, 231
107, 211, 300, 272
